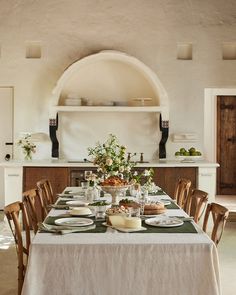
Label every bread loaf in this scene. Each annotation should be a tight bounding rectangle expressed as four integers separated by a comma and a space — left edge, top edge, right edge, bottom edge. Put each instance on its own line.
144, 202, 166, 215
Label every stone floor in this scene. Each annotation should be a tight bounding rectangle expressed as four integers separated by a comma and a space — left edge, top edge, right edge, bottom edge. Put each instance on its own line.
0, 210, 235, 295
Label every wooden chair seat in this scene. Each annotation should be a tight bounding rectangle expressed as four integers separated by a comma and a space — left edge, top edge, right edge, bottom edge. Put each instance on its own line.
185, 189, 208, 223
173, 178, 191, 209
4, 201, 31, 295
203, 202, 229, 246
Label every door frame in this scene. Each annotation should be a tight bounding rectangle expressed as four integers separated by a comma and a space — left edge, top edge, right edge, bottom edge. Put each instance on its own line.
204, 88, 236, 162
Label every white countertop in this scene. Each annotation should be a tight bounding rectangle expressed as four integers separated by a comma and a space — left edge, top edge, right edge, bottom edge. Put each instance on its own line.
0, 159, 219, 168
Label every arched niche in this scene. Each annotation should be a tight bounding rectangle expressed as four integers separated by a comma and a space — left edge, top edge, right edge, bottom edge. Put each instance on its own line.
49, 50, 169, 158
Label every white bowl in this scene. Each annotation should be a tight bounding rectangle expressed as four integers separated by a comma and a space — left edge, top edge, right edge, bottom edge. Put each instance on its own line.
65, 98, 81, 106
175, 156, 203, 161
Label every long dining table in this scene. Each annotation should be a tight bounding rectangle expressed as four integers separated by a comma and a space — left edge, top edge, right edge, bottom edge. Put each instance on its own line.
22, 187, 221, 295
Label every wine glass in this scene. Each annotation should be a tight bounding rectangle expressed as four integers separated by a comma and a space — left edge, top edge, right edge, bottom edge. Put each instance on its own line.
84, 170, 92, 181
137, 191, 145, 216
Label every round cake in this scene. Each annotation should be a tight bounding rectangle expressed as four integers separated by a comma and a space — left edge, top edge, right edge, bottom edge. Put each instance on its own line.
124, 217, 142, 229
144, 202, 166, 215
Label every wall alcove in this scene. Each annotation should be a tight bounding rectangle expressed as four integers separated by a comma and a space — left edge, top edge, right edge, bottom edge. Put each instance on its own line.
49, 50, 169, 159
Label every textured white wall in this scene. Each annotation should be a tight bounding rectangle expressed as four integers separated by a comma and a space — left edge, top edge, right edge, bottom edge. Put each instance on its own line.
0, 0, 236, 160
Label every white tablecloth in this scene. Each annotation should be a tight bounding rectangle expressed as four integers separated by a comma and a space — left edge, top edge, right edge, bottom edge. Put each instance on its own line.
22, 188, 221, 295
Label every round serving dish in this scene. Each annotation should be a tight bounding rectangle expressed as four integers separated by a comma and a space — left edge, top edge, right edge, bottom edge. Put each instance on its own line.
175, 156, 203, 161
100, 185, 130, 205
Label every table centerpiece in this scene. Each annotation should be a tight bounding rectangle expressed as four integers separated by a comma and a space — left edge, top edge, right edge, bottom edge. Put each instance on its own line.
88, 134, 136, 204
88, 134, 155, 205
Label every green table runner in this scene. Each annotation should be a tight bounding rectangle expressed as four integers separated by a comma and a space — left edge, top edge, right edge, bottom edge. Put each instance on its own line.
57, 199, 179, 209
165, 201, 179, 209
142, 220, 197, 234
44, 215, 197, 234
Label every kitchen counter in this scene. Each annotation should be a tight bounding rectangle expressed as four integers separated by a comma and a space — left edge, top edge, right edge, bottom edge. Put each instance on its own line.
0, 159, 219, 168
0, 159, 219, 209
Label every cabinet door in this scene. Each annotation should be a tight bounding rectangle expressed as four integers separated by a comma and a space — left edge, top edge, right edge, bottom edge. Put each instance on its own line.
198, 168, 216, 203
3, 167, 23, 207
153, 167, 197, 198
23, 167, 69, 197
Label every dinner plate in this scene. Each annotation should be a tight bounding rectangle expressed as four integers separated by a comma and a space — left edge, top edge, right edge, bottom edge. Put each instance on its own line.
66, 200, 89, 206
55, 218, 94, 227
145, 217, 184, 227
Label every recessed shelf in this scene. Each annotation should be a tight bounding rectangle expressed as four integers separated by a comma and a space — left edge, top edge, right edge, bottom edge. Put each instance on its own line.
53, 106, 164, 113
25, 41, 41, 59
222, 42, 236, 60
177, 43, 192, 60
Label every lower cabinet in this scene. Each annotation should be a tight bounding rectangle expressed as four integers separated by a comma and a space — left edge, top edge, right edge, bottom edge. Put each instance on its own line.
23, 166, 197, 199
152, 167, 197, 198
23, 167, 69, 198
3, 167, 23, 208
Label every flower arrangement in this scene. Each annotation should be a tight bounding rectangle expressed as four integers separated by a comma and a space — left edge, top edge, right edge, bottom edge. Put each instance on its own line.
88, 134, 136, 180
132, 168, 154, 187
17, 134, 36, 160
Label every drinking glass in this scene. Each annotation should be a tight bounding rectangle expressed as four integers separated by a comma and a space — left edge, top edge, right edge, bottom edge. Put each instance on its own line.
137, 192, 145, 215
128, 207, 141, 218
95, 206, 106, 220
129, 183, 141, 197
81, 181, 89, 191
84, 170, 93, 181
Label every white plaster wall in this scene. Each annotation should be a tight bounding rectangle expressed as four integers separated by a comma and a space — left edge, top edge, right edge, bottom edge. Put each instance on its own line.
0, 0, 236, 160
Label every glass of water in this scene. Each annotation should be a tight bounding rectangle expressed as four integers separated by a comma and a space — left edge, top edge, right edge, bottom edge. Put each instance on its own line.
95, 206, 106, 220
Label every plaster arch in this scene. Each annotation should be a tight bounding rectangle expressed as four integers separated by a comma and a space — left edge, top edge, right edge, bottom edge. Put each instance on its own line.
49, 51, 169, 158
50, 50, 169, 120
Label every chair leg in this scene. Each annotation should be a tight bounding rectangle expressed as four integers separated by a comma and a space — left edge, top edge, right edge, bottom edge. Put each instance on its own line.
18, 265, 24, 295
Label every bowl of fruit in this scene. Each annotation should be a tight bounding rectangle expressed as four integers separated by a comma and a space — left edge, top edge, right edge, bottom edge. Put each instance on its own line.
175, 147, 202, 161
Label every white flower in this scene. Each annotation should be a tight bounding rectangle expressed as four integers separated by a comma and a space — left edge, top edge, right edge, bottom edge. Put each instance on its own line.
119, 166, 124, 172
106, 158, 113, 166
126, 166, 131, 173
143, 169, 150, 177
133, 171, 138, 176
116, 158, 121, 164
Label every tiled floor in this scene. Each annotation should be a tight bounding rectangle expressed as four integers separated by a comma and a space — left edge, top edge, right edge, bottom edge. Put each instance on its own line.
0, 209, 235, 295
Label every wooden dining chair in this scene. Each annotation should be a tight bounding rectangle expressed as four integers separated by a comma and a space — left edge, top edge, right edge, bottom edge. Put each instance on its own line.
4, 201, 31, 295
36, 178, 54, 209
185, 189, 208, 223
203, 202, 229, 246
173, 178, 191, 209
23, 188, 47, 233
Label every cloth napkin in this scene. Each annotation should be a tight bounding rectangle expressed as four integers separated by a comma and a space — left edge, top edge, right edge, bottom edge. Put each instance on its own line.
38, 222, 96, 235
